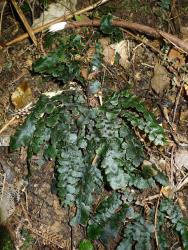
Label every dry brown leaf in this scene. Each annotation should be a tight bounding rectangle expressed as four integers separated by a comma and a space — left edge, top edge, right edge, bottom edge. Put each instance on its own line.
102, 46, 116, 65
99, 38, 115, 65
98, 37, 111, 49
111, 40, 130, 69
99, 39, 130, 68
161, 186, 174, 198
151, 63, 170, 94
168, 48, 185, 69
11, 82, 33, 109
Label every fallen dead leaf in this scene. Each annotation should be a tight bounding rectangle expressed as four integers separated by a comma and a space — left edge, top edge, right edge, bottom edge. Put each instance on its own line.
151, 63, 170, 94
161, 185, 174, 198
111, 40, 130, 69
99, 37, 111, 49
99, 39, 130, 68
168, 48, 185, 69
99, 38, 114, 64
11, 82, 33, 109
102, 45, 116, 65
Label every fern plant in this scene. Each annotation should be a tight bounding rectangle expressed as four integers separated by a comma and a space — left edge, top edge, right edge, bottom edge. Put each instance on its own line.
10, 89, 168, 245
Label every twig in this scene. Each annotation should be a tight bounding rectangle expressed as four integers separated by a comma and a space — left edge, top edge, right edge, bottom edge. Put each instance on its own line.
0, 0, 7, 37
8, 68, 28, 85
0, 116, 17, 135
6, 0, 111, 46
170, 145, 176, 186
154, 192, 161, 250
5, 14, 188, 54
170, 132, 188, 148
175, 175, 188, 191
11, 0, 37, 46
143, 194, 162, 202
91, 154, 99, 166
21, 202, 32, 227
172, 80, 185, 124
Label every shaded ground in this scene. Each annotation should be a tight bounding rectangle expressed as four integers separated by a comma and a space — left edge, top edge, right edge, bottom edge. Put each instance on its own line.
0, 0, 188, 249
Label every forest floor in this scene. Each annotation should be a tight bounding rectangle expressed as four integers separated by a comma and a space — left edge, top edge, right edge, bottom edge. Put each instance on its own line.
0, 0, 188, 249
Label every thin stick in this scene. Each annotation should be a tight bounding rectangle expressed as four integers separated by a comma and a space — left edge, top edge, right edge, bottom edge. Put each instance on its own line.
0, 116, 17, 135
6, 0, 111, 46
172, 80, 185, 124
143, 194, 162, 202
170, 145, 176, 186
8, 69, 28, 85
0, 0, 7, 37
91, 154, 99, 166
11, 0, 37, 46
154, 193, 161, 250
176, 175, 188, 191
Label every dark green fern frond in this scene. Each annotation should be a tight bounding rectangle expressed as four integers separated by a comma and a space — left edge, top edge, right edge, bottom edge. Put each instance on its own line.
71, 167, 103, 225
102, 90, 166, 146
158, 199, 188, 249
57, 145, 86, 206
87, 192, 124, 241
10, 94, 51, 151
117, 215, 155, 250
33, 34, 85, 83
